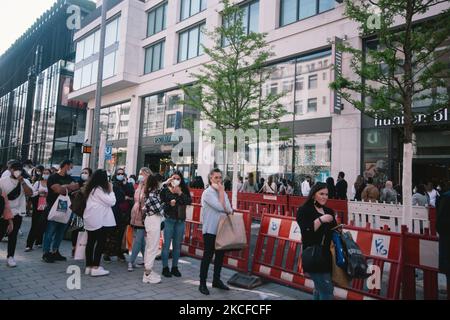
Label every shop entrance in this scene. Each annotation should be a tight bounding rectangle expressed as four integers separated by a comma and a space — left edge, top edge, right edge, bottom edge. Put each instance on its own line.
144, 153, 172, 176
412, 160, 450, 186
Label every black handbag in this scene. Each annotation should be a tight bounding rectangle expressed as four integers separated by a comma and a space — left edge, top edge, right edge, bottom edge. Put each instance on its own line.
7, 182, 21, 201
301, 234, 328, 273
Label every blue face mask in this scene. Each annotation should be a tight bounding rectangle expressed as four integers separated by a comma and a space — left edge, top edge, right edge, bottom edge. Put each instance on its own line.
116, 175, 124, 181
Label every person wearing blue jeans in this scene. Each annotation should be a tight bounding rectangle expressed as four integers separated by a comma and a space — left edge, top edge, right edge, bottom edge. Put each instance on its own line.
42, 220, 68, 260
308, 272, 334, 300
161, 218, 185, 274
296, 182, 337, 300
42, 160, 79, 263
128, 227, 145, 269
160, 171, 192, 278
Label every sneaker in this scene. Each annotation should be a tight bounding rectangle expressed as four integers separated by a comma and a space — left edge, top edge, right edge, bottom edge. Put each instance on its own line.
162, 267, 172, 278
42, 253, 55, 263
127, 262, 134, 272
25, 247, 33, 252
91, 267, 110, 277
85, 267, 92, 275
143, 271, 161, 284
52, 251, 67, 261
7, 257, 17, 267
171, 266, 182, 277
103, 255, 112, 263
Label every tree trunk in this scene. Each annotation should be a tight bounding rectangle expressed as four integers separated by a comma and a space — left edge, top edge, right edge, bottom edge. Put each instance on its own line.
232, 151, 239, 210
402, 142, 413, 230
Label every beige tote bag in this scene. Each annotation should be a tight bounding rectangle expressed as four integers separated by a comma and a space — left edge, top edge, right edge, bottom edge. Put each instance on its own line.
215, 213, 247, 251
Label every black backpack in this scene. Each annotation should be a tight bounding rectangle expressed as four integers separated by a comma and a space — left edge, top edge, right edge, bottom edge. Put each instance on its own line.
340, 231, 370, 279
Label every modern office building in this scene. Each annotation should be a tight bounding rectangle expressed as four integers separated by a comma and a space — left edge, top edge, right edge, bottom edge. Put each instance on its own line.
0, 0, 96, 169
70, 0, 450, 192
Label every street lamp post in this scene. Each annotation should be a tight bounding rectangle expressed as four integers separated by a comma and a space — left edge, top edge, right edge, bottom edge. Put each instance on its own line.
90, 0, 108, 170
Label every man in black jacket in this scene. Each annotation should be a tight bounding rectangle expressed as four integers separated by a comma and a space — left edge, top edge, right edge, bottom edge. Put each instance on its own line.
335, 171, 348, 200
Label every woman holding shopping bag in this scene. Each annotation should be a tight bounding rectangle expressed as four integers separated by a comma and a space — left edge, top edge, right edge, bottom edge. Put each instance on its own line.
296, 182, 337, 300
141, 174, 165, 284
128, 167, 152, 271
160, 171, 192, 278
83, 169, 116, 277
25, 168, 51, 251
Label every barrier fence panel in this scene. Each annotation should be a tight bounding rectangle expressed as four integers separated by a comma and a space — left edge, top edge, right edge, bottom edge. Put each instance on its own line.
251, 213, 403, 300
236, 193, 288, 220
287, 197, 348, 224
190, 189, 203, 204
400, 226, 448, 300
181, 203, 253, 273
286, 196, 307, 217
348, 201, 435, 235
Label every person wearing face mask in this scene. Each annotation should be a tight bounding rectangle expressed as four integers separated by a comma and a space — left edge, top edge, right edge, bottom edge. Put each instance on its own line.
0, 161, 34, 267
128, 167, 152, 269
42, 160, 80, 263
160, 171, 192, 278
70, 168, 93, 257
25, 168, 51, 251
103, 168, 134, 263
296, 182, 338, 300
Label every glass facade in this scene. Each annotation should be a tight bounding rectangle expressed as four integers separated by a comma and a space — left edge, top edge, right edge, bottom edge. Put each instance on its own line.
180, 0, 207, 21
144, 40, 165, 74
99, 101, 131, 142
280, 0, 335, 27
0, 61, 87, 167
178, 23, 206, 62
73, 16, 121, 90
222, 0, 259, 47
147, 1, 167, 37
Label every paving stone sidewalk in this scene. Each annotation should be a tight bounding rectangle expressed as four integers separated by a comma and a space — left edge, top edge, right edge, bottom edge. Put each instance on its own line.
0, 216, 312, 300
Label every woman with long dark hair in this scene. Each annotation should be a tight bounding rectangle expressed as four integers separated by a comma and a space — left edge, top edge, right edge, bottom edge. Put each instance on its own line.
160, 171, 192, 278
83, 169, 116, 277
70, 167, 92, 257
25, 168, 51, 251
352, 175, 366, 201
141, 174, 165, 284
296, 182, 337, 300
103, 168, 134, 262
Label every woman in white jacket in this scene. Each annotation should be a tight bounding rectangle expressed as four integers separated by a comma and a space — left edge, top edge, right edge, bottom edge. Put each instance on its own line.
83, 169, 116, 277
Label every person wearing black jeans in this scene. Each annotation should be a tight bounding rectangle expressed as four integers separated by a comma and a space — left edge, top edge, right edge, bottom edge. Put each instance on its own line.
0, 215, 22, 259
335, 171, 348, 200
86, 227, 107, 268
199, 168, 233, 295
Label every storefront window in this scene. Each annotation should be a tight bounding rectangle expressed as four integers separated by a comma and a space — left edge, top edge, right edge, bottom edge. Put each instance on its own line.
99, 101, 130, 141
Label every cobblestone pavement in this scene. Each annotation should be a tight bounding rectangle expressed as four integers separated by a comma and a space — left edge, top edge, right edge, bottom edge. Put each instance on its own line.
0, 216, 312, 300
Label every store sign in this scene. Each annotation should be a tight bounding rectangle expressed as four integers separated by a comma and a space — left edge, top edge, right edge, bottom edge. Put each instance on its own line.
374, 108, 448, 127
82, 145, 92, 154
333, 37, 343, 114
154, 135, 177, 144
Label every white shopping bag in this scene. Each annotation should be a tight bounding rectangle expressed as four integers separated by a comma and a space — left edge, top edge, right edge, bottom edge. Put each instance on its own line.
74, 231, 88, 260
47, 191, 72, 224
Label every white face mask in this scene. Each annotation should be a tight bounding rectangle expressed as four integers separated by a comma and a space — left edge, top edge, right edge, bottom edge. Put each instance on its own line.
81, 174, 89, 181
138, 175, 144, 183
13, 170, 22, 179
67, 169, 72, 176
128, 178, 135, 185
42, 174, 50, 180
171, 179, 180, 187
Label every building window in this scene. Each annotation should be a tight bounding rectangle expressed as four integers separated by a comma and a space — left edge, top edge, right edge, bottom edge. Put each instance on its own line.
144, 40, 165, 74
280, 0, 335, 27
168, 94, 181, 110
147, 1, 167, 37
295, 78, 304, 90
270, 83, 278, 95
181, 0, 207, 21
305, 144, 316, 165
222, 1, 259, 46
166, 114, 176, 128
323, 96, 327, 105
99, 101, 130, 141
308, 74, 318, 89
307, 98, 317, 112
283, 80, 293, 93
178, 23, 205, 62
294, 100, 303, 115
323, 72, 327, 80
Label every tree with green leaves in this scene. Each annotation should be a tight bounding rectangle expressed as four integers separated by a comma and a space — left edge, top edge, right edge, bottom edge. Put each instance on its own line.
331, 0, 450, 227
180, 0, 287, 208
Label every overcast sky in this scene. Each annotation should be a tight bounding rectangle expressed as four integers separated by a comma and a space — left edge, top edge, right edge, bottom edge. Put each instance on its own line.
0, 0, 59, 56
